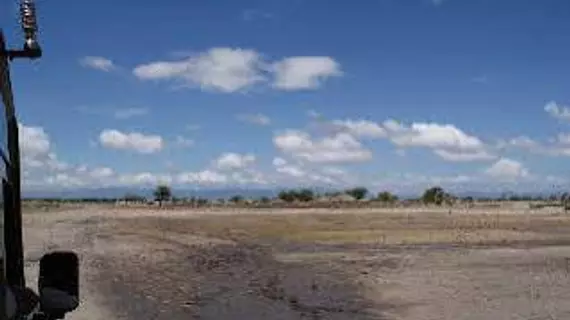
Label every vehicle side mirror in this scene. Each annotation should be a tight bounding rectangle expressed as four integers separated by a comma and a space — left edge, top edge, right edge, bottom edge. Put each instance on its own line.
38, 251, 79, 318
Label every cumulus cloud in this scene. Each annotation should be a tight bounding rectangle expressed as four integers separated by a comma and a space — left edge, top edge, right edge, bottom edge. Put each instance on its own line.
133, 48, 341, 93
19, 124, 68, 171
276, 165, 306, 178
306, 115, 494, 163
499, 136, 539, 149
498, 134, 570, 157
381, 120, 495, 162
272, 157, 287, 167
99, 129, 163, 154
433, 149, 495, 162
79, 56, 115, 72
214, 152, 256, 170
485, 158, 529, 180
236, 113, 271, 126
385, 121, 484, 150
271, 156, 339, 186
273, 130, 372, 163
310, 116, 495, 162
271, 57, 342, 90
272, 157, 305, 178
331, 119, 386, 138
89, 167, 114, 179
545, 101, 570, 121
133, 48, 266, 93
177, 170, 228, 185
20, 124, 50, 157
18, 124, 130, 189
231, 170, 268, 185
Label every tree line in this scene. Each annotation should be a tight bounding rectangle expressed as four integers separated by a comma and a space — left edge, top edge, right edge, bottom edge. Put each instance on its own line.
23, 185, 570, 207
141, 184, 570, 206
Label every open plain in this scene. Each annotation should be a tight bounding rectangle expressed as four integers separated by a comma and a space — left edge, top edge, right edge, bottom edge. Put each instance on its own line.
21, 205, 570, 320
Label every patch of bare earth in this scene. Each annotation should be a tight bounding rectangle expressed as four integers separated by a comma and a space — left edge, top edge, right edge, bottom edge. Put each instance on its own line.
21, 207, 570, 319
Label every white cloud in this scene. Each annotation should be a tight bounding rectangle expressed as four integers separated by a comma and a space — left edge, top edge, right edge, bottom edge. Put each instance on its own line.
19, 124, 68, 171
331, 119, 386, 138
45, 173, 85, 188
99, 129, 163, 154
134, 48, 342, 93
113, 107, 148, 119
79, 56, 115, 72
231, 170, 268, 185
485, 158, 529, 180
273, 130, 372, 163
499, 134, 570, 157
544, 101, 570, 121
272, 157, 287, 167
271, 56, 342, 90
502, 136, 539, 149
386, 121, 484, 150
381, 120, 494, 162
19, 124, 120, 189
89, 167, 114, 179
214, 152, 256, 170
276, 164, 305, 178
236, 113, 271, 126
177, 170, 228, 185
20, 124, 50, 157
434, 149, 496, 162
133, 48, 266, 93
271, 157, 339, 185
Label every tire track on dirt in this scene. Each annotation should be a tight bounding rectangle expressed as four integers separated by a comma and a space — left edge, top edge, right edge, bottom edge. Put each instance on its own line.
91, 225, 384, 320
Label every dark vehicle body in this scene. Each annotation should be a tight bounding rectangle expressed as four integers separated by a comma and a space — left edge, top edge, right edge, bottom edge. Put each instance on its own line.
1, 2, 80, 319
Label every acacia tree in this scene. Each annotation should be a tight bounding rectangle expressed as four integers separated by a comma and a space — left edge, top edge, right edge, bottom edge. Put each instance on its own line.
422, 186, 445, 205
154, 184, 172, 207
296, 188, 315, 202
278, 190, 297, 203
345, 187, 369, 200
229, 195, 244, 204
377, 191, 398, 203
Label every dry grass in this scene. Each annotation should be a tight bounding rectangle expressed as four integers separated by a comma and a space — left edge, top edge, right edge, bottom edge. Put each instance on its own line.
113, 211, 570, 247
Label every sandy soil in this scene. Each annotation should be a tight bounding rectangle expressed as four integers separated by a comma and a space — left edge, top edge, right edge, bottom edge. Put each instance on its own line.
21, 207, 570, 320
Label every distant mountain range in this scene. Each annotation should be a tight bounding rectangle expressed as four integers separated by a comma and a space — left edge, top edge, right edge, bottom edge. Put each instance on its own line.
21, 187, 559, 200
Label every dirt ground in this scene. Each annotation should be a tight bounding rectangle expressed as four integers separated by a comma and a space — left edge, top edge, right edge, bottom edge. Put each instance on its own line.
21, 207, 570, 319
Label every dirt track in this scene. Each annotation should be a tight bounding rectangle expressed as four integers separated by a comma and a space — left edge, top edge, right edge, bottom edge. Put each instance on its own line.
21, 207, 570, 320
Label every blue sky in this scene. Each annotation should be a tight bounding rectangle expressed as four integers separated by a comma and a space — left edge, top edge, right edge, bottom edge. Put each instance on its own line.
2, 0, 570, 194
